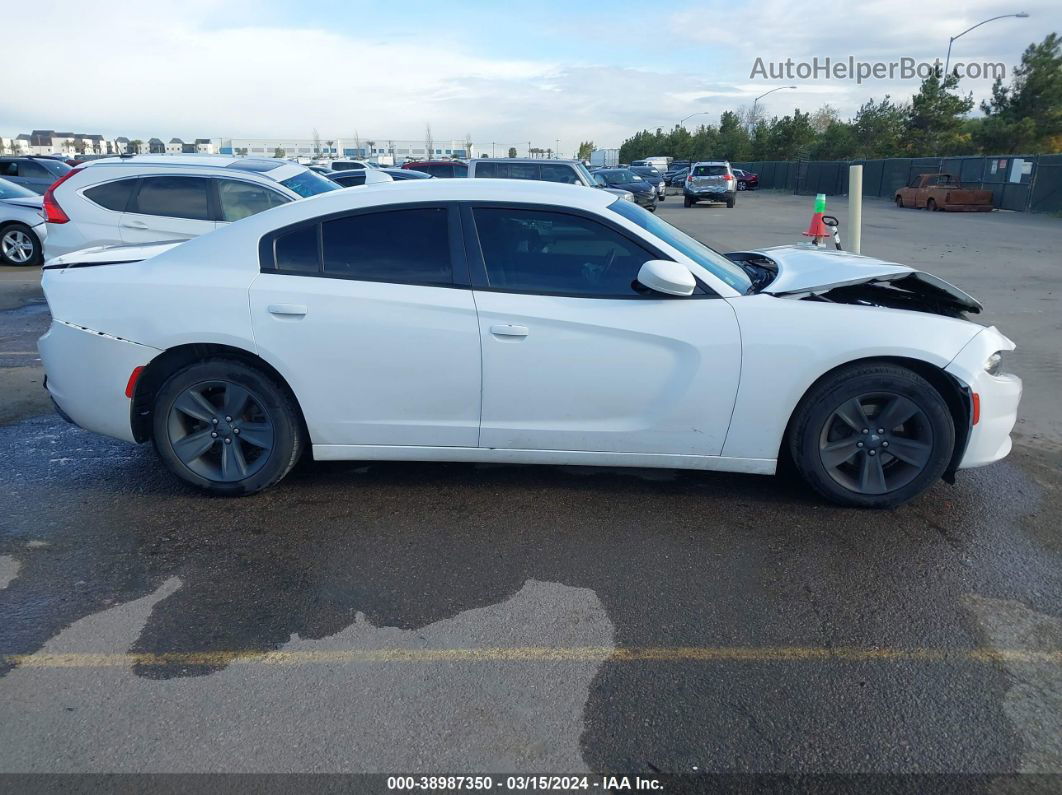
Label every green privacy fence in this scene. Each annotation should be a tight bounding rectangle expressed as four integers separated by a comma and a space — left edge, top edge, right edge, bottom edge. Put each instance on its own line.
729, 154, 1062, 213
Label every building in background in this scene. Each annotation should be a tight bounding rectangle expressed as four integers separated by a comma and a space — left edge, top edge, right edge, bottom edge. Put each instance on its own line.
589, 148, 620, 168
217, 137, 476, 164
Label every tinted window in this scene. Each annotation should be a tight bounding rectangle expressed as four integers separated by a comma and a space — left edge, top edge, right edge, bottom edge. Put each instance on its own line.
452, 163, 468, 177
274, 225, 319, 273
131, 176, 211, 220
475, 162, 503, 178
217, 179, 289, 221
321, 208, 451, 285
692, 165, 727, 177
0, 162, 16, 178
18, 161, 54, 179
333, 174, 366, 187
85, 179, 136, 212
509, 164, 539, 180
35, 159, 71, 177
609, 199, 750, 293
472, 207, 655, 297
540, 164, 579, 184
279, 170, 340, 198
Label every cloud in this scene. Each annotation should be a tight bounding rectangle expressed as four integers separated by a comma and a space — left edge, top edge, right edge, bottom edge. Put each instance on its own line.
5, 0, 1059, 151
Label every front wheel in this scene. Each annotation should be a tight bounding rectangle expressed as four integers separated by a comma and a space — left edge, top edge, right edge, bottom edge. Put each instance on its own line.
152, 359, 304, 496
926, 198, 938, 212
788, 363, 954, 508
895, 195, 904, 208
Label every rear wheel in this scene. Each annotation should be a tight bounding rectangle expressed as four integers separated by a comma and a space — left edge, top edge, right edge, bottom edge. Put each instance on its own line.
895, 195, 904, 208
726, 196, 735, 208
737, 181, 747, 191
152, 359, 303, 496
926, 198, 938, 212
788, 363, 954, 508
0, 223, 41, 266
683, 196, 693, 207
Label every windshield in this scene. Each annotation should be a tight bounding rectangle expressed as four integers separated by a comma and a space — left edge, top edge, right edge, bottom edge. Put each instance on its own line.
573, 162, 596, 187
37, 159, 72, 177
609, 199, 753, 294
0, 177, 37, 199
279, 169, 341, 198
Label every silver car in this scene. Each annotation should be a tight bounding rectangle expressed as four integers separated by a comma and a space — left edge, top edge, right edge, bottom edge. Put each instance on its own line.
0, 177, 47, 266
683, 161, 737, 208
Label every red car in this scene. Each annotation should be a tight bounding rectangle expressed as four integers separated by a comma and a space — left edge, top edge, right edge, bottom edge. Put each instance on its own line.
733, 168, 759, 190
401, 160, 467, 178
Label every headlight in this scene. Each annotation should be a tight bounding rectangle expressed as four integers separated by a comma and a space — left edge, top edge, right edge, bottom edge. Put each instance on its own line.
984, 351, 1004, 375
623, 191, 634, 201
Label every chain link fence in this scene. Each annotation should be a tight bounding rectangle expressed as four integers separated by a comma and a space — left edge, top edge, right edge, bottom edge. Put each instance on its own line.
730, 154, 1061, 213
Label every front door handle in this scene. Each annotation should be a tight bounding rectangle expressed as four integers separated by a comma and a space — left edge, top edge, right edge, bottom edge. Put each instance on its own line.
122, 219, 148, 229
268, 304, 307, 317
490, 324, 528, 337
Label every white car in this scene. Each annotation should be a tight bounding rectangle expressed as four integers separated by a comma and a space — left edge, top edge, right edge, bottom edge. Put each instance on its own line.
0, 177, 48, 266
42, 155, 339, 259
38, 179, 1021, 507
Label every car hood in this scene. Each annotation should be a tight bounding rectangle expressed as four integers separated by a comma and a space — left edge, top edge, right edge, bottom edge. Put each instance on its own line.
727, 244, 982, 313
2, 196, 44, 210
44, 240, 185, 269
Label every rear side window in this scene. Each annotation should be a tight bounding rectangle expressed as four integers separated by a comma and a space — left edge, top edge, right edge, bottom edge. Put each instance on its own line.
274, 225, 319, 273
475, 162, 503, 178
18, 161, 54, 179
130, 176, 211, 220
692, 165, 727, 177
321, 208, 451, 285
84, 179, 136, 212
540, 164, 578, 184
452, 163, 468, 177
509, 164, 539, 180
216, 179, 289, 222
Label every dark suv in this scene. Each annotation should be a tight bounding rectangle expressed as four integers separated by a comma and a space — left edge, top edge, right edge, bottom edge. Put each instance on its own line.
0, 156, 72, 194
402, 161, 468, 178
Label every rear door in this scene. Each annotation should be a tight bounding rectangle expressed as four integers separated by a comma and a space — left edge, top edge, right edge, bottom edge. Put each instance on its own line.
120, 176, 217, 243
690, 164, 727, 193
249, 203, 481, 448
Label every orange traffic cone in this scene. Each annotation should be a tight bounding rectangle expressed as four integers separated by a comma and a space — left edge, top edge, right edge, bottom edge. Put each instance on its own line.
802, 193, 831, 243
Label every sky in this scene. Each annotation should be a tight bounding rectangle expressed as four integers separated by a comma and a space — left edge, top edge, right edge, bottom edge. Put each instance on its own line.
4, 0, 1060, 155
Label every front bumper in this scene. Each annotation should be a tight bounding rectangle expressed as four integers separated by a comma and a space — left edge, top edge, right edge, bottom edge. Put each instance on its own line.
945, 326, 1022, 469
38, 320, 160, 443
632, 192, 657, 209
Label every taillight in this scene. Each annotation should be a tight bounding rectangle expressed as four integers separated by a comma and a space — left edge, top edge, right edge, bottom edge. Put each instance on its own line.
686, 175, 693, 182
42, 167, 83, 224
723, 174, 734, 181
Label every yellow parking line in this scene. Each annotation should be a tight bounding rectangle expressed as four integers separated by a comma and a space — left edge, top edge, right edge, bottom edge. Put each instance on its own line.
4, 646, 1060, 668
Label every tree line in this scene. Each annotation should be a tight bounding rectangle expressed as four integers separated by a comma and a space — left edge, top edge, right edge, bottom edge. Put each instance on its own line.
618, 34, 1061, 164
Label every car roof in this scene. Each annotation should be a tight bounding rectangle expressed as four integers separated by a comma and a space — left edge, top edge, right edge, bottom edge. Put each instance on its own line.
693, 161, 730, 166
74, 155, 306, 184
470, 158, 580, 166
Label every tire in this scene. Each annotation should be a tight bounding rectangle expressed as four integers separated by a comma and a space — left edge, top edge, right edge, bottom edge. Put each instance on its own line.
926, 198, 937, 212
787, 363, 955, 508
152, 358, 303, 496
737, 181, 747, 191
726, 196, 735, 208
683, 196, 693, 207
0, 223, 42, 266
895, 195, 904, 208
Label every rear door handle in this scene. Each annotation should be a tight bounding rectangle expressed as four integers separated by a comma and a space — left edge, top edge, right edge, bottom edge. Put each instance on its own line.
490, 324, 528, 337
268, 304, 307, 317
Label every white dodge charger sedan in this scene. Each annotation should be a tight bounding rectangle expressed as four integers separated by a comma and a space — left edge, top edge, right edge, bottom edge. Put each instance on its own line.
38, 179, 1021, 507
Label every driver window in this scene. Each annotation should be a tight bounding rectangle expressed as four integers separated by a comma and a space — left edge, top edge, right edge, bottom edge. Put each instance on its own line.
472, 207, 657, 297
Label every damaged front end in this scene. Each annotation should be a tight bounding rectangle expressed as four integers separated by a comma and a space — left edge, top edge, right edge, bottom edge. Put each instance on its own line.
725, 245, 982, 319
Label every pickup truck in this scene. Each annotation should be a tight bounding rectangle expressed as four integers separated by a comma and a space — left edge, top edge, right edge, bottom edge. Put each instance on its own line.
895, 173, 993, 212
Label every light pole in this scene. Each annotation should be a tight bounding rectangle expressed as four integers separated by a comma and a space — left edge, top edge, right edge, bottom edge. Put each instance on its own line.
751, 85, 797, 127
679, 112, 712, 127
945, 12, 1029, 77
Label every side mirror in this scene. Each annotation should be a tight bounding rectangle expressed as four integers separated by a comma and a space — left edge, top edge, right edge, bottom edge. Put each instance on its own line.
636, 260, 696, 297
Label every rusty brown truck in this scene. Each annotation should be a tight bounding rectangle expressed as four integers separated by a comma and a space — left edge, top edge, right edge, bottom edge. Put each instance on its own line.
895, 174, 993, 212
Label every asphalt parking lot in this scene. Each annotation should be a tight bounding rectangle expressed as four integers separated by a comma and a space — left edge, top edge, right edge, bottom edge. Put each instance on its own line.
1, 193, 1060, 784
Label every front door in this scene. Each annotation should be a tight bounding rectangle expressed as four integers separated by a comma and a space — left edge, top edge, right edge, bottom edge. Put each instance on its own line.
466, 205, 741, 455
